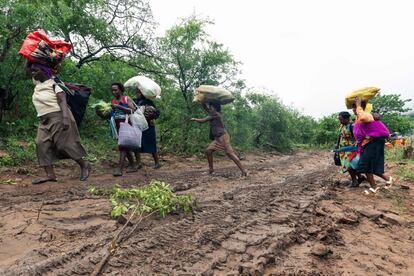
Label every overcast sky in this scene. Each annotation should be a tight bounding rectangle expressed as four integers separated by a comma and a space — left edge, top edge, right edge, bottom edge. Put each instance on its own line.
149, 0, 414, 118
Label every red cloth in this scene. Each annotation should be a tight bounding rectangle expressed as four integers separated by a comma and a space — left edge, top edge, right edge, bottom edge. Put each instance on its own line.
19, 29, 72, 71
111, 96, 128, 106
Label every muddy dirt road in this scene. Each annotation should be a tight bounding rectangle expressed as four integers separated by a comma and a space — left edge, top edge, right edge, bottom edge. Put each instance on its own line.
0, 151, 413, 275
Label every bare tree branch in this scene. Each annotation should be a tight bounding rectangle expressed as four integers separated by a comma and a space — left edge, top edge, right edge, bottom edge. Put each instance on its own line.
107, 0, 121, 25
65, 0, 156, 68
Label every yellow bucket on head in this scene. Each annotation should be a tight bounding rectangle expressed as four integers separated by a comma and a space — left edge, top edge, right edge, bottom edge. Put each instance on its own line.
345, 87, 380, 109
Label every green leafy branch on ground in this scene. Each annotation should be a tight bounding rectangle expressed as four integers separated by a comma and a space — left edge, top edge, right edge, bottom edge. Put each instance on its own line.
88, 180, 193, 218
88, 180, 193, 276
0, 179, 17, 185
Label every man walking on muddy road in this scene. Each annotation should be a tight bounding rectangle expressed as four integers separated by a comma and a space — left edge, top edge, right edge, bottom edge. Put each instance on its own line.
191, 102, 247, 177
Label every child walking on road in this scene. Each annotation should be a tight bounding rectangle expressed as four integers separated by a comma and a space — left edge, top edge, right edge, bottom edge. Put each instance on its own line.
191, 102, 247, 176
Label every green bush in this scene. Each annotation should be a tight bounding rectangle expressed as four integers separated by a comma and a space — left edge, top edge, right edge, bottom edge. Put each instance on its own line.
0, 136, 36, 166
314, 114, 339, 146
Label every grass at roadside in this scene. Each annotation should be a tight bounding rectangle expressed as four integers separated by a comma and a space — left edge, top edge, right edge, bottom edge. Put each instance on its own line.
385, 146, 414, 182
397, 164, 414, 181
382, 146, 413, 213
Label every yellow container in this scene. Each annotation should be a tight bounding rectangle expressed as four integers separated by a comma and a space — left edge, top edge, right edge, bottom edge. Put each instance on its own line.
345, 87, 380, 109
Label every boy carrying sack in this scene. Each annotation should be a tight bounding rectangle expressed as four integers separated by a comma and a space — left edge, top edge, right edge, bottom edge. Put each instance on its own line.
191, 102, 247, 177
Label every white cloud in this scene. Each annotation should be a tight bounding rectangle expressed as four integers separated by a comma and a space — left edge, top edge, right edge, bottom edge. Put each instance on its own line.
149, 0, 414, 117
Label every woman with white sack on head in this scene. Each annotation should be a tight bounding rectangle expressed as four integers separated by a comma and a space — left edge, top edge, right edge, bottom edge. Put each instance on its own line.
125, 76, 161, 169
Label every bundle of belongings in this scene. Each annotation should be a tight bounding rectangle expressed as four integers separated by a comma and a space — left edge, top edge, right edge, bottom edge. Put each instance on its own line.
193, 85, 235, 105
19, 29, 91, 127
124, 75, 161, 100
345, 87, 380, 110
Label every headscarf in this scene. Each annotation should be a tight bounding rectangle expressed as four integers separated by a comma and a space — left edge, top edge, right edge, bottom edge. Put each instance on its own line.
31, 63, 53, 79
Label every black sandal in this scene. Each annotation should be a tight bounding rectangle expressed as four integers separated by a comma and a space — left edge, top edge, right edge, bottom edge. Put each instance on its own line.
347, 180, 359, 188
32, 178, 57, 185
80, 163, 91, 181
357, 175, 367, 184
126, 165, 139, 173
113, 168, 123, 177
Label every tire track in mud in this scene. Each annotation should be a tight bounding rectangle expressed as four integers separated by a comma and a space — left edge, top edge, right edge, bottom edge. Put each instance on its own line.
106, 170, 335, 275
0, 154, 292, 207
1, 152, 336, 275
